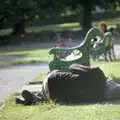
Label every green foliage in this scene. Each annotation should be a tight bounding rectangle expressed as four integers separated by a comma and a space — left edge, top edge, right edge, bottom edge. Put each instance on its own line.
0, 0, 120, 35
0, 0, 36, 32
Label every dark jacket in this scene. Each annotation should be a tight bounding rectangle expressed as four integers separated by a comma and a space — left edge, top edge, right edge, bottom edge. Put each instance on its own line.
47, 64, 106, 103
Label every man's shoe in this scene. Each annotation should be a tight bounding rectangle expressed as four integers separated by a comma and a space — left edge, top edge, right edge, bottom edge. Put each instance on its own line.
22, 90, 38, 104
16, 98, 26, 105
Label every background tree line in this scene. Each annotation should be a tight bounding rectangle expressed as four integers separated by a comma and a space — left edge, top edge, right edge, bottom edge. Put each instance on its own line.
0, 0, 120, 36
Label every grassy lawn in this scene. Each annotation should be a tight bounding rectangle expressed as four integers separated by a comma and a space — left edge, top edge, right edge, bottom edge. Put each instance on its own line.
0, 60, 120, 120
91, 60, 120, 80
0, 44, 51, 67
1, 98, 120, 120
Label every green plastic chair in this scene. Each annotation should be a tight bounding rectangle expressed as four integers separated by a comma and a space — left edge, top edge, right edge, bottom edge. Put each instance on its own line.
49, 27, 104, 71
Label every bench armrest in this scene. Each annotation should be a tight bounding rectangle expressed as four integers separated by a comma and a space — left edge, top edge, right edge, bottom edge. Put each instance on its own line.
49, 43, 85, 55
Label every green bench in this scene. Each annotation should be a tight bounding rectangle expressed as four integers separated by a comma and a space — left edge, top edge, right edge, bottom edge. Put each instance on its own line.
49, 27, 111, 71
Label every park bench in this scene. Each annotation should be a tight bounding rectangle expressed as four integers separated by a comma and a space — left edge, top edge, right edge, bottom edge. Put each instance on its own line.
49, 27, 112, 71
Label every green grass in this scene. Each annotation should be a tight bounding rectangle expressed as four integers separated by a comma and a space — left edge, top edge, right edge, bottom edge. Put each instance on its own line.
91, 60, 120, 79
33, 72, 47, 82
0, 60, 120, 120
0, 44, 50, 56
0, 28, 12, 35
26, 22, 80, 33
0, 44, 51, 67
1, 93, 120, 120
0, 59, 44, 67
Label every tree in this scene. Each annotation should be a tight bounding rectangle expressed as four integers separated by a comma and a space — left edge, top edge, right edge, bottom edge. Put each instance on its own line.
0, 0, 35, 35
38, 0, 120, 35
63, 0, 118, 35
0, 0, 120, 36
68, 0, 120, 34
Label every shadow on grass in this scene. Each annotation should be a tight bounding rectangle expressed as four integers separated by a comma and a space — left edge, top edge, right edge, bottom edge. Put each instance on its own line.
1, 90, 120, 111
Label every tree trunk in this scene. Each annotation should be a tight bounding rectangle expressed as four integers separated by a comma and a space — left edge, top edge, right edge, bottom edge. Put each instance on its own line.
81, 5, 92, 36
12, 19, 26, 36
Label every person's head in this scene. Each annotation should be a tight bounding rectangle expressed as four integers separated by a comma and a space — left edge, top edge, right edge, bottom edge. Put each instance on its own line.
98, 21, 107, 32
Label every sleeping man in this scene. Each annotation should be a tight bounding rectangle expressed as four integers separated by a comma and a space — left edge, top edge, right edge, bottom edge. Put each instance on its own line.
16, 64, 120, 105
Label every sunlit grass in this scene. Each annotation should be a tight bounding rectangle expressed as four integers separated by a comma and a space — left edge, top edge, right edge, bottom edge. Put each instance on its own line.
26, 22, 81, 33
33, 72, 47, 82
0, 44, 50, 55
1, 93, 120, 120
0, 59, 46, 67
0, 28, 12, 35
91, 60, 120, 80
0, 44, 51, 67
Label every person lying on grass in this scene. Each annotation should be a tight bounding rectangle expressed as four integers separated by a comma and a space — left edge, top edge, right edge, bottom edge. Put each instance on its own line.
16, 64, 120, 105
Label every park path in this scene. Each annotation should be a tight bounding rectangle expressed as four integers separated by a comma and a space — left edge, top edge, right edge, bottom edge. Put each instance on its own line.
0, 63, 49, 102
